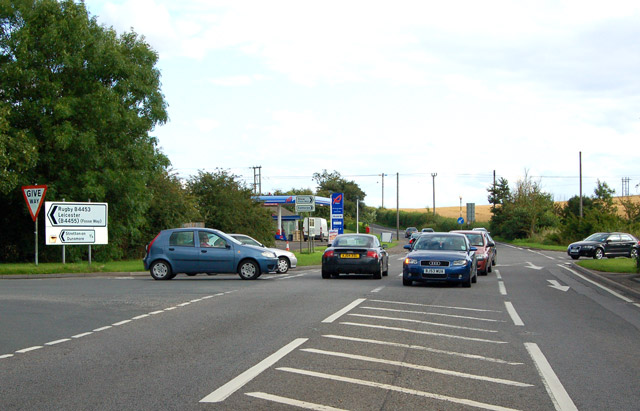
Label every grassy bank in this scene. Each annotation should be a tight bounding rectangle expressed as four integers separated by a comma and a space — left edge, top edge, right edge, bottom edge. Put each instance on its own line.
577, 258, 639, 274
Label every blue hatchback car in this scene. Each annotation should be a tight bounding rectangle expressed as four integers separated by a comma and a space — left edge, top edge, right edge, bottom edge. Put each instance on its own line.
143, 228, 279, 280
403, 233, 478, 287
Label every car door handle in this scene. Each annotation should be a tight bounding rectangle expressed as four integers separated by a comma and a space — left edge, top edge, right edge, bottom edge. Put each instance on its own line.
201, 249, 208, 253
168, 247, 175, 251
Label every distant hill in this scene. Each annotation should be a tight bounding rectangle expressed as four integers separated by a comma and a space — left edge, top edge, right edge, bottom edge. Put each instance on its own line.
395, 195, 640, 223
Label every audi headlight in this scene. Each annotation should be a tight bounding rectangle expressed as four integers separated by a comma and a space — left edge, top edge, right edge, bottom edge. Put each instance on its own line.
452, 260, 467, 266
404, 258, 418, 265
582, 245, 593, 250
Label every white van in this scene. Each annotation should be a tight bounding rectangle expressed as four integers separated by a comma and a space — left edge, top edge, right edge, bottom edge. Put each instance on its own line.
303, 217, 328, 241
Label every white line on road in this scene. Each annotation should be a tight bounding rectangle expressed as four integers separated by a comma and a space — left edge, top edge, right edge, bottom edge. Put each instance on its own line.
113, 320, 132, 326
276, 273, 307, 280
0, 354, 14, 359
246, 392, 347, 411
349, 313, 498, 333
200, 338, 308, 403
361, 306, 505, 322
149, 310, 165, 314
341, 322, 507, 344
559, 264, 633, 303
93, 326, 112, 332
498, 281, 507, 295
322, 298, 366, 323
277, 367, 520, 411
322, 334, 522, 365
369, 299, 502, 313
495, 269, 502, 280
525, 342, 577, 411
72, 332, 93, 338
371, 286, 385, 293
132, 314, 150, 320
16, 346, 43, 353
45, 338, 71, 346
302, 348, 533, 387
505, 302, 524, 326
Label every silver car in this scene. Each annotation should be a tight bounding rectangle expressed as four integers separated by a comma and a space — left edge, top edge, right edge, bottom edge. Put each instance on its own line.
229, 234, 297, 274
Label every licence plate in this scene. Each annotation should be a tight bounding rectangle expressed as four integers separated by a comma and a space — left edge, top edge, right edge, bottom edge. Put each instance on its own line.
423, 268, 445, 274
340, 253, 359, 259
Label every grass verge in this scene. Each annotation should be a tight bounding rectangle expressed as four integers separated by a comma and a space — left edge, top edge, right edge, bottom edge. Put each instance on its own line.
0, 260, 146, 275
577, 258, 639, 274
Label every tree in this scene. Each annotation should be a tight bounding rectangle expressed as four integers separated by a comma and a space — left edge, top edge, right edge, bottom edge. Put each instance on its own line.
312, 169, 366, 220
187, 170, 275, 246
0, 0, 169, 261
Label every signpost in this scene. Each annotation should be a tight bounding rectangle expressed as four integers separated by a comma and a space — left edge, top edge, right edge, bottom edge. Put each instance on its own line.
331, 192, 344, 234
295, 195, 315, 213
45, 202, 108, 246
22, 185, 48, 265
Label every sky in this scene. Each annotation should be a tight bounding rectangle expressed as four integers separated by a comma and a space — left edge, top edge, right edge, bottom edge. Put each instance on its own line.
84, 0, 640, 208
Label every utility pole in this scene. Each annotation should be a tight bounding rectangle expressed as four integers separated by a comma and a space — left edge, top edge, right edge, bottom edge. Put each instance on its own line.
252, 166, 262, 195
492, 170, 496, 212
396, 172, 400, 241
579, 152, 583, 219
381, 173, 386, 208
431, 173, 437, 215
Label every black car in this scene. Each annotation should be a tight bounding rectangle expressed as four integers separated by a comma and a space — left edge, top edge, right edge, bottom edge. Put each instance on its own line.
405, 227, 418, 238
567, 232, 640, 260
322, 234, 389, 279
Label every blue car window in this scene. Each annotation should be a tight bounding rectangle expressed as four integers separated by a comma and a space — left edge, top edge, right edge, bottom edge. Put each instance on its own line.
170, 231, 195, 247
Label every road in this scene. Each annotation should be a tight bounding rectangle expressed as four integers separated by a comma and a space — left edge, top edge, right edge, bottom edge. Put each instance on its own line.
1, 242, 639, 410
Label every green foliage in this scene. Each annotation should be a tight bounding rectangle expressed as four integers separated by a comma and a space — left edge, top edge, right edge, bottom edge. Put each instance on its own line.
0, 0, 169, 262
313, 169, 366, 220
374, 207, 461, 232
187, 170, 275, 246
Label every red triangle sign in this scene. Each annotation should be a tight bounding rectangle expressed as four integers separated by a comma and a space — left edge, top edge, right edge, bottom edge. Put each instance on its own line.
22, 185, 48, 222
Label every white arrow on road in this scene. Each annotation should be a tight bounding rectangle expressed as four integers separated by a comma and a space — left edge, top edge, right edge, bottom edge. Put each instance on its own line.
525, 261, 544, 270
547, 280, 570, 292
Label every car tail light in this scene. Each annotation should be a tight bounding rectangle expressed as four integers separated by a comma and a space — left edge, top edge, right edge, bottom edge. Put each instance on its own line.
146, 233, 161, 252
366, 251, 378, 259
323, 250, 334, 258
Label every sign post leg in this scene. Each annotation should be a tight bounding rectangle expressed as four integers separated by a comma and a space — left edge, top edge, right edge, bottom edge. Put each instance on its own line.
35, 219, 38, 266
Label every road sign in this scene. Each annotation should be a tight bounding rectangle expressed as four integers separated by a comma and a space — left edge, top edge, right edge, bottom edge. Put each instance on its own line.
22, 185, 48, 222
45, 202, 108, 245
457, 217, 464, 225
295, 195, 315, 212
331, 192, 344, 234
47, 203, 107, 227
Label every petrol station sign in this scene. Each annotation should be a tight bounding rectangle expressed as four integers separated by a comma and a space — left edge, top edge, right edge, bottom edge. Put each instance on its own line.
331, 192, 344, 234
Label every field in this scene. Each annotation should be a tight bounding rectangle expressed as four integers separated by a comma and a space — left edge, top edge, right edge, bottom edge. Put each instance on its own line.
396, 195, 640, 223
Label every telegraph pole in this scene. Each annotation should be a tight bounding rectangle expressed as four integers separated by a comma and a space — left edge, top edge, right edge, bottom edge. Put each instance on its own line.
431, 173, 437, 215
396, 172, 400, 241
579, 152, 583, 219
252, 166, 262, 195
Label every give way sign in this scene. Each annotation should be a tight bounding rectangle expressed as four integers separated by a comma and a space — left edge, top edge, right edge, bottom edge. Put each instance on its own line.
22, 185, 48, 222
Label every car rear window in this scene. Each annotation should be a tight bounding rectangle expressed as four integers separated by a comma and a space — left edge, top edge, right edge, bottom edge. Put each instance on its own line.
465, 234, 484, 246
334, 236, 373, 248
169, 231, 195, 247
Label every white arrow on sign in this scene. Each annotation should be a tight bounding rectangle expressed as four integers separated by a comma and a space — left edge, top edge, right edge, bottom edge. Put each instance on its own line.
548, 280, 570, 292
525, 261, 543, 270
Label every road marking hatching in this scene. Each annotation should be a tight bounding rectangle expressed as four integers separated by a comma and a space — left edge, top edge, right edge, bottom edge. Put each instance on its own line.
525, 343, 578, 411
341, 322, 507, 344
559, 264, 633, 303
322, 298, 366, 323
200, 338, 308, 403
246, 392, 347, 411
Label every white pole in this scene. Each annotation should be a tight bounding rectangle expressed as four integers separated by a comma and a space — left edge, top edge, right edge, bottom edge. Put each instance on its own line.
356, 199, 359, 233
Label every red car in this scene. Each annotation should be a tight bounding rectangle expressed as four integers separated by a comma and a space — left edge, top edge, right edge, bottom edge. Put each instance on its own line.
450, 230, 496, 275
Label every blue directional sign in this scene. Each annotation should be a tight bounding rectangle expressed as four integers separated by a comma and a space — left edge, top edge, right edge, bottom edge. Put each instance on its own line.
457, 217, 464, 225
331, 193, 344, 234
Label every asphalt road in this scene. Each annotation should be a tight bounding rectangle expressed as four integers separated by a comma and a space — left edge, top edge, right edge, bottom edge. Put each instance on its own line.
1, 242, 639, 410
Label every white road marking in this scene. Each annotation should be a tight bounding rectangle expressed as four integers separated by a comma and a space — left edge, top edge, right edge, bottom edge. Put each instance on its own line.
397, 256, 406, 261
302, 348, 533, 387
322, 334, 523, 365
16, 346, 43, 354
495, 269, 502, 280
132, 314, 150, 320
72, 332, 93, 338
0, 354, 14, 359
547, 280, 570, 292
559, 265, 633, 303
149, 310, 164, 314
369, 299, 502, 313
190, 298, 203, 303
277, 367, 520, 411
371, 286, 385, 293
525, 343, 578, 411
200, 338, 308, 403
634, 303, 640, 309
45, 339, 71, 346
93, 326, 112, 332
276, 273, 306, 280
177, 302, 191, 307
164, 307, 177, 311
322, 298, 366, 323
341, 322, 507, 344
246, 392, 347, 411
505, 302, 524, 326
499, 281, 507, 295
348, 313, 498, 333
361, 306, 505, 322
525, 261, 544, 270
113, 320, 132, 326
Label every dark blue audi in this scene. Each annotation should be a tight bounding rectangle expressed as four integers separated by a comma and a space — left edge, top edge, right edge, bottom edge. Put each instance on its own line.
403, 233, 477, 287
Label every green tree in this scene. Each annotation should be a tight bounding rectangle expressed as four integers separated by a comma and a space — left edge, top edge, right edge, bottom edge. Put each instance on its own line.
187, 170, 275, 246
312, 169, 366, 220
0, 0, 169, 261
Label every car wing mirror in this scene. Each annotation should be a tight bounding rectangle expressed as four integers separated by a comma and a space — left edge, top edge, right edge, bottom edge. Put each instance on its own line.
488, 242, 495, 247
469, 246, 478, 252
327, 243, 332, 247
404, 244, 412, 250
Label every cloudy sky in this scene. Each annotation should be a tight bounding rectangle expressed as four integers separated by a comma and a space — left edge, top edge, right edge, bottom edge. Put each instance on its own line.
84, 0, 639, 208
